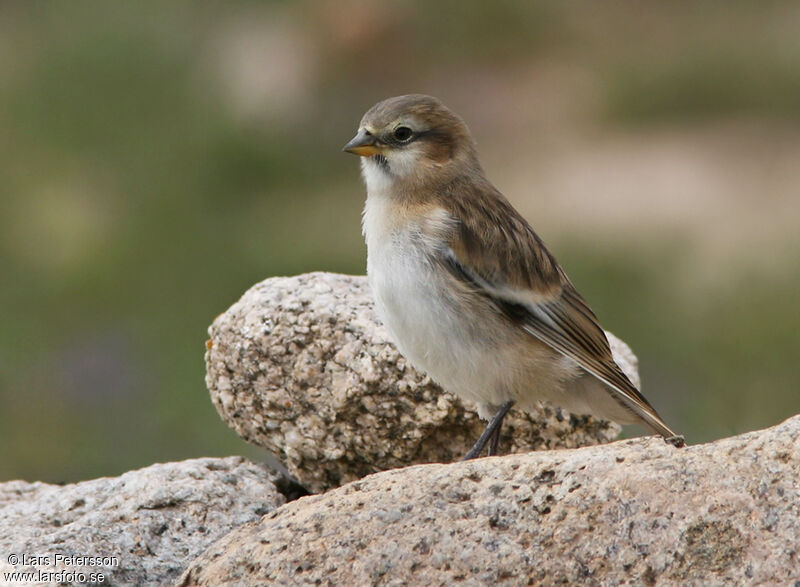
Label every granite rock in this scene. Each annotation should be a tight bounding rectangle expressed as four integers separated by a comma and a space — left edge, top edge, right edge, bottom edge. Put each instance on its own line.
0, 457, 284, 586
180, 415, 800, 586
205, 272, 639, 493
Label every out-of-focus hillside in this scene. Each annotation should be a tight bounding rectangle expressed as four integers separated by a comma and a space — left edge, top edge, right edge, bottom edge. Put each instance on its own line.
1, 1, 798, 482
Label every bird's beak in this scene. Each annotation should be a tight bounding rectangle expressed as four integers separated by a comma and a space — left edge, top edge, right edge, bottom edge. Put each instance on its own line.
343, 129, 382, 157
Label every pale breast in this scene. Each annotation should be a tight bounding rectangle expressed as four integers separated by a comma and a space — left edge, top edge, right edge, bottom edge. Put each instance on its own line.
364, 197, 530, 407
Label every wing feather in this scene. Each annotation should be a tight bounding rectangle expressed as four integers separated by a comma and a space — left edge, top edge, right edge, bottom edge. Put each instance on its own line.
434, 194, 675, 438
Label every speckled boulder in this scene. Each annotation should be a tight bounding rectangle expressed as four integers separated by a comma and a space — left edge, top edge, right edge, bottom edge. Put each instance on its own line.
180, 415, 800, 586
204, 272, 642, 493
0, 458, 285, 586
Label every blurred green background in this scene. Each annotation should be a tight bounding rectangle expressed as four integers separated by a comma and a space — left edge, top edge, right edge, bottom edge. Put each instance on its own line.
2, 1, 799, 483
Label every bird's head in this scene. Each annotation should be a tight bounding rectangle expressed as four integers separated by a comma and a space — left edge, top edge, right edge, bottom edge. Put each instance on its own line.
344, 94, 479, 191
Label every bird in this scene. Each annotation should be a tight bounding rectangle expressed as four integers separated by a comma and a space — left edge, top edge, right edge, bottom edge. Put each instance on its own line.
343, 94, 682, 459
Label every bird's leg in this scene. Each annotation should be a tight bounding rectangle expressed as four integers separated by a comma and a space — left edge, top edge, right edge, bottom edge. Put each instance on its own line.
487, 424, 502, 456
462, 400, 515, 460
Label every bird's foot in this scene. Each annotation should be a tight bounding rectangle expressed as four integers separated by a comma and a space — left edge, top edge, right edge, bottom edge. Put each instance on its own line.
664, 434, 686, 449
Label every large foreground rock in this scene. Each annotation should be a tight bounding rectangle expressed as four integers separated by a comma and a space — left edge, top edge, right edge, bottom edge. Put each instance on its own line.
0, 457, 285, 586
181, 415, 800, 586
205, 272, 644, 493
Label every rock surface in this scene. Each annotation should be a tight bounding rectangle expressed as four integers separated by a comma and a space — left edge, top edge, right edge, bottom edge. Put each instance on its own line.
205, 272, 643, 493
0, 457, 285, 586
181, 415, 800, 586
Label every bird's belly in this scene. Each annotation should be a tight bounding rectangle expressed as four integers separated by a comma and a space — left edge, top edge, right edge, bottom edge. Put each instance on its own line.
370, 260, 487, 399
367, 238, 559, 411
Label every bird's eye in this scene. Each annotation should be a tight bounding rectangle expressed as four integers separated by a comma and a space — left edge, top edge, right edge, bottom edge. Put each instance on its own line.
393, 126, 413, 142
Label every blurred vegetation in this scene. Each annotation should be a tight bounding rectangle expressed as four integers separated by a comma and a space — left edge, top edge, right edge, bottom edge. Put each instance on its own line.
606, 51, 800, 123
1, 1, 798, 483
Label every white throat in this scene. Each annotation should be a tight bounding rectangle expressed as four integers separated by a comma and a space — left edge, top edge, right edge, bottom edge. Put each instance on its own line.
360, 145, 429, 196
360, 157, 395, 198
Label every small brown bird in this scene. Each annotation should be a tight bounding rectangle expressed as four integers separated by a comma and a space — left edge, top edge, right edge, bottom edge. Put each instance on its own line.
344, 94, 681, 459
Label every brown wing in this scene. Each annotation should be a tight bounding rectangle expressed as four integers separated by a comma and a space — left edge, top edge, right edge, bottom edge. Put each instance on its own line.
436, 189, 675, 437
